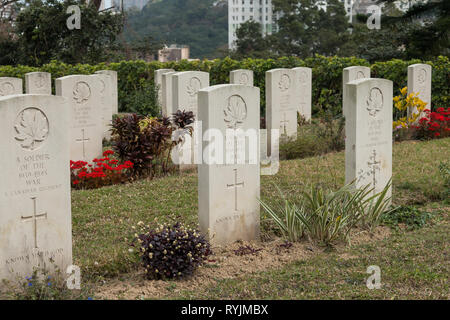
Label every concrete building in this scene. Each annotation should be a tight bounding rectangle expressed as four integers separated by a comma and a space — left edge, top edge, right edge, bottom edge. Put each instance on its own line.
158, 45, 190, 62
228, 0, 279, 49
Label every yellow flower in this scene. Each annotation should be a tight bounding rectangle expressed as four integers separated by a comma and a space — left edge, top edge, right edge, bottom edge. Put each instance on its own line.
400, 87, 407, 95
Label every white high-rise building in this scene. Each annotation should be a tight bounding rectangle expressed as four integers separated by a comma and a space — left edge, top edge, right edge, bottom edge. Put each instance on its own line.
228, 0, 278, 49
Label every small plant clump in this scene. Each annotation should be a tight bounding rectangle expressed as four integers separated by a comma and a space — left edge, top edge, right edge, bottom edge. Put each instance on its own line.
381, 206, 434, 230
233, 245, 262, 256
132, 222, 211, 280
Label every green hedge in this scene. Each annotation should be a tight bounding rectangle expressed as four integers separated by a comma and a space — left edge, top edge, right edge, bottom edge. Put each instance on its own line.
1, 55, 448, 117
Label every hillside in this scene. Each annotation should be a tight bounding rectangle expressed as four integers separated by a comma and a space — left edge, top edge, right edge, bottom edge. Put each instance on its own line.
124, 0, 228, 59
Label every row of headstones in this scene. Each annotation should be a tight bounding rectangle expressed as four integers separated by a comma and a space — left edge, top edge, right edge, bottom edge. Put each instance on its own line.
0, 63, 432, 284
0, 71, 119, 162
155, 63, 432, 153
164, 64, 431, 244
0, 70, 121, 284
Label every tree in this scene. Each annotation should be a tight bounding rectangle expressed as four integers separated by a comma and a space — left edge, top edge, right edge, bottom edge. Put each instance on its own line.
376, 0, 450, 59
2, 0, 124, 66
232, 20, 271, 59
271, 0, 350, 57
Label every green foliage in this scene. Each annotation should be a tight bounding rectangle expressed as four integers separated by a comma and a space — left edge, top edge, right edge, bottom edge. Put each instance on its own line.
259, 182, 393, 246
280, 117, 345, 160
271, 0, 350, 57
120, 81, 160, 116
4, 0, 123, 66
125, 0, 228, 59
381, 205, 434, 230
0, 55, 448, 116
232, 21, 272, 59
111, 111, 194, 177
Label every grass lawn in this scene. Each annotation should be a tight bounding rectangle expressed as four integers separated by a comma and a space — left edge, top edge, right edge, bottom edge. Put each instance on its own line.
67, 137, 449, 299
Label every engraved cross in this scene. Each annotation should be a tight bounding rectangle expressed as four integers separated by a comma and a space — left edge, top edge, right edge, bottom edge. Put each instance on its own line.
21, 197, 47, 249
280, 113, 289, 135
227, 168, 244, 211
367, 149, 381, 194
76, 129, 90, 159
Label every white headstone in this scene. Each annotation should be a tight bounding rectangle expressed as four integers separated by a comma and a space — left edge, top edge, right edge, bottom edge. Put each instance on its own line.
55, 75, 103, 161
161, 71, 177, 117
230, 69, 254, 87
266, 69, 299, 150
293, 67, 312, 121
0, 77, 23, 97
172, 72, 209, 169
91, 74, 113, 140
155, 69, 175, 108
343, 66, 371, 118
0, 94, 72, 285
172, 71, 210, 117
95, 70, 118, 115
407, 63, 432, 119
198, 84, 260, 245
25, 72, 52, 95
344, 78, 392, 199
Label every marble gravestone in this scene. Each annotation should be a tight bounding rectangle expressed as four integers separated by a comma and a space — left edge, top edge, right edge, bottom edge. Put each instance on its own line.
344, 78, 393, 199
91, 74, 113, 140
266, 69, 299, 150
407, 64, 432, 119
293, 67, 312, 121
0, 77, 23, 97
172, 71, 210, 168
55, 75, 102, 161
230, 69, 254, 87
198, 84, 260, 245
342, 66, 371, 118
95, 70, 118, 115
161, 71, 177, 117
0, 94, 72, 285
172, 71, 210, 117
25, 72, 52, 95
155, 69, 175, 109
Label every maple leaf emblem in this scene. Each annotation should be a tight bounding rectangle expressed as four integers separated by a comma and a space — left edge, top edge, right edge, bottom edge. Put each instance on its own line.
239, 73, 249, 85
14, 108, 49, 151
224, 95, 247, 129
417, 69, 427, 84
278, 74, 291, 92
0, 82, 15, 96
73, 81, 91, 104
366, 87, 383, 117
187, 77, 201, 97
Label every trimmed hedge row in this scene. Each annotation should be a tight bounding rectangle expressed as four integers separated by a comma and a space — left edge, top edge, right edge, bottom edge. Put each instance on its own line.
1, 55, 448, 116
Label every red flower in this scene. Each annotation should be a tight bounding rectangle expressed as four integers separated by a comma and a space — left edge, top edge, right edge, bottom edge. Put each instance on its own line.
73, 180, 80, 185
434, 132, 440, 137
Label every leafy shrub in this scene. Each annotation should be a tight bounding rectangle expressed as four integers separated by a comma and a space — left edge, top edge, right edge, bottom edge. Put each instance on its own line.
120, 81, 160, 116
259, 182, 393, 245
280, 117, 345, 160
132, 222, 211, 280
111, 111, 194, 177
381, 206, 434, 230
70, 150, 133, 189
392, 87, 427, 130
1, 55, 448, 116
412, 107, 450, 139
